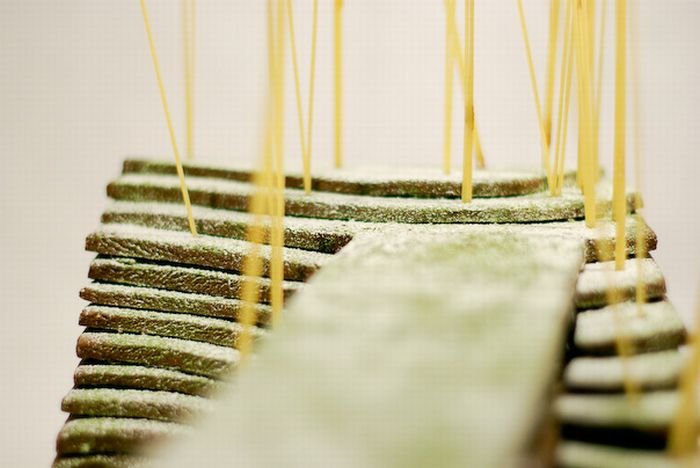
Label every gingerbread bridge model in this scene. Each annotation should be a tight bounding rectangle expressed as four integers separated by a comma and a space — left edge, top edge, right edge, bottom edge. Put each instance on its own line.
52, 158, 697, 468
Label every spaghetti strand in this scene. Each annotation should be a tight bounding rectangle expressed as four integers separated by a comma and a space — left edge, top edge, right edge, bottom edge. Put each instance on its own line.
516, 0, 554, 193
139, 0, 198, 237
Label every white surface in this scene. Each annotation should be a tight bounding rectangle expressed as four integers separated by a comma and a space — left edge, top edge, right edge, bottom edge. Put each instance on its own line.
1, 1, 698, 465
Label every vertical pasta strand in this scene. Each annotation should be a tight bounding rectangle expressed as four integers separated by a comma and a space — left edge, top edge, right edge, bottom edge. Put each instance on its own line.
630, 1, 646, 313
183, 0, 195, 159
543, 0, 561, 149
473, 120, 485, 169
287, 0, 308, 191
270, 0, 287, 326
581, 1, 600, 185
553, 0, 574, 195
594, 0, 607, 120
516, 0, 553, 193
334, 0, 344, 169
443, 0, 456, 175
139, 0, 198, 237
287, 0, 319, 195
612, 0, 626, 270
461, 0, 474, 203
306, 0, 319, 193
573, 0, 597, 228
587, 0, 596, 79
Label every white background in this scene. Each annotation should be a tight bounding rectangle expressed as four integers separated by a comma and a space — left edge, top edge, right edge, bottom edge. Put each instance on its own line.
1, 1, 698, 465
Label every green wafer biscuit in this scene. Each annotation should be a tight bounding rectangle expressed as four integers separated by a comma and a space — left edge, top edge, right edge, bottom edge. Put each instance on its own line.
574, 258, 666, 309
86, 258, 298, 317
555, 391, 684, 431
79, 305, 265, 347
62, 388, 210, 422
53, 454, 149, 468
81, 282, 278, 324
122, 158, 551, 198
77, 331, 239, 378
573, 300, 686, 355
556, 441, 698, 468
563, 350, 684, 392
56, 417, 188, 456
86, 224, 328, 282
107, 173, 640, 224
576, 216, 657, 263
102, 201, 356, 254
74, 363, 219, 396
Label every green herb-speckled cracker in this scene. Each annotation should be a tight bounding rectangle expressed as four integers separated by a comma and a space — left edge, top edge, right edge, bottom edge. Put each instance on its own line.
86, 224, 328, 281
102, 201, 356, 254
563, 350, 684, 392
53, 454, 149, 468
81, 282, 278, 325
74, 363, 219, 396
62, 388, 211, 422
56, 417, 188, 456
555, 391, 684, 431
77, 331, 239, 378
574, 216, 657, 263
79, 305, 265, 347
122, 158, 552, 198
107, 173, 639, 224
86, 258, 298, 315
574, 258, 666, 309
556, 441, 698, 468
573, 300, 686, 355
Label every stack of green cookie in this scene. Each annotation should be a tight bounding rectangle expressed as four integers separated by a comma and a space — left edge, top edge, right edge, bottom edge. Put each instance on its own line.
55, 158, 692, 467
555, 258, 694, 467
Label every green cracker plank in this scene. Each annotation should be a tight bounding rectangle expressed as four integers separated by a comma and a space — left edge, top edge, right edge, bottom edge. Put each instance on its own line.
574, 258, 666, 309
107, 173, 640, 224
62, 388, 210, 422
81, 282, 279, 325
555, 391, 689, 431
556, 441, 698, 468
122, 158, 550, 198
86, 258, 297, 317
53, 455, 149, 468
151, 230, 585, 467
573, 301, 686, 355
79, 305, 265, 347
102, 201, 356, 254
563, 350, 684, 392
56, 417, 188, 456
77, 331, 239, 378
86, 224, 329, 282
74, 363, 219, 396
